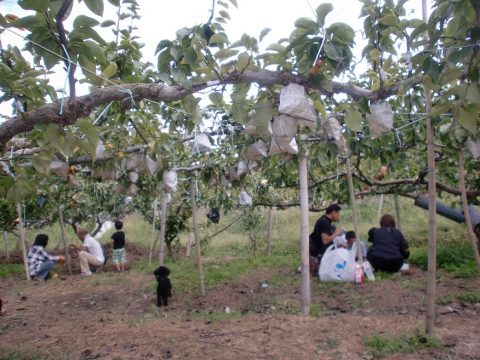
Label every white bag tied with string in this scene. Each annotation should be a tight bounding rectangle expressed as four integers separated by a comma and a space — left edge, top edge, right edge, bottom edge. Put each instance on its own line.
239, 190, 253, 206
128, 170, 139, 183
162, 169, 177, 193
248, 161, 260, 172
237, 161, 248, 177
279, 84, 316, 129
193, 133, 212, 153
269, 136, 298, 155
243, 140, 268, 161
126, 154, 146, 172
241, 122, 273, 137
270, 114, 298, 153
95, 140, 106, 159
468, 140, 480, 159
229, 166, 240, 181
366, 102, 394, 138
50, 160, 69, 180
146, 155, 161, 175
326, 117, 348, 154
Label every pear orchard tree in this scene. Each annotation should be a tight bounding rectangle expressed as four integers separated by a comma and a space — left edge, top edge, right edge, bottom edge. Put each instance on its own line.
1, 0, 480, 329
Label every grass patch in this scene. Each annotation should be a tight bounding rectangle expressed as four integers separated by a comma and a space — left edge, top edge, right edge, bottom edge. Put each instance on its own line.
437, 292, 456, 305
364, 330, 442, 357
133, 252, 298, 294
0, 263, 24, 278
458, 290, 480, 305
309, 303, 323, 317
0, 347, 46, 360
190, 309, 241, 321
409, 242, 478, 278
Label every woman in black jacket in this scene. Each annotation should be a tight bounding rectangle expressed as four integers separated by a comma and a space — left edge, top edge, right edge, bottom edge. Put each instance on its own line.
367, 214, 410, 273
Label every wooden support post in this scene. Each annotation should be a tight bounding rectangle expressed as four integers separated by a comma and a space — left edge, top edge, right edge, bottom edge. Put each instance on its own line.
190, 175, 205, 297
394, 194, 402, 232
16, 203, 30, 281
158, 192, 168, 266
459, 150, 480, 270
57, 203, 72, 275
299, 148, 310, 315
267, 206, 274, 256
423, 0, 437, 335
148, 198, 157, 266
345, 157, 363, 262
3, 231, 9, 259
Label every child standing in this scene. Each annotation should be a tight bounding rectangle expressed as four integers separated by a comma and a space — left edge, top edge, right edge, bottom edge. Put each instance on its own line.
111, 220, 127, 272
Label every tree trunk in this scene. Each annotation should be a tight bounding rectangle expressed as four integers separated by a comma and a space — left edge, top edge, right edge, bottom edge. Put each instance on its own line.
57, 203, 72, 275
267, 206, 274, 256
158, 192, 168, 266
377, 194, 384, 225
16, 203, 30, 281
186, 232, 193, 257
458, 150, 480, 269
346, 157, 363, 262
394, 194, 402, 231
299, 148, 310, 315
423, 0, 438, 335
148, 199, 157, 266
3, 231, 9, 259
190, 176, 206, 297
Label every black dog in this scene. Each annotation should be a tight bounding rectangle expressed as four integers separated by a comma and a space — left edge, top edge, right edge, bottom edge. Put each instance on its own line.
153, 266, 172, 307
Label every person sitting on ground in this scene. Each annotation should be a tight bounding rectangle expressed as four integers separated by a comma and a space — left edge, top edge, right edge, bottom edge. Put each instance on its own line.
111, 220, 127, 273
27, 234, 65, 280
345, 230, 367, 260
366, 214, 410, 273
308, 204, 343, 274
70, 228, 105, 276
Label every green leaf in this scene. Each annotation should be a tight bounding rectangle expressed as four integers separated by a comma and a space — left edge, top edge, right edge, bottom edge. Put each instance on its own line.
379, 14, 399, 27
316, 3, 333, 28
73, 15, 99, 28
430, 102, 451, 117
100, 20, 115, 27
344, 110, 363, 132
323, 42, 340, 60
266, 43, 286, 53
209, 92, 224, 107
328, 23, 355, 45
155, 40, 173, 55
102, 62, 118, 78
237, 52, 250, 70
184, 46, 198, 67
7, 15, 42, 31
42, 124, 61, 145
107, 0, 120, 6
84, 0, 104, 16
209, 33, 228, 45
259, 28, 271, 42
457, 105, 478, 133
466, 83, 480, 106
214, 49, 239, 60
250, 100, 273, 130
18, 0, 48, 12
32, 153, 53, 174
228, 0, 238, 8
294, 18, 319, 33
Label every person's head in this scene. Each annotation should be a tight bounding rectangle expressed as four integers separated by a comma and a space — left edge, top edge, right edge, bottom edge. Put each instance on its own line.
76, 228, 88, 242
114, 220, 123, 230
33, 234, 49, 247
345, 231, 356, 247
380, 214, 396, 228
325, 204, 341, 221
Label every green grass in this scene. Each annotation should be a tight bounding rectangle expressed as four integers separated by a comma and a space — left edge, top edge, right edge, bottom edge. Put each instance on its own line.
0, 347, 46, 360
364, 330, 443, 356
458, 290, 480, 304
409, 242, 478, 278
189, 309, 241, 321
0, 263, 24, 278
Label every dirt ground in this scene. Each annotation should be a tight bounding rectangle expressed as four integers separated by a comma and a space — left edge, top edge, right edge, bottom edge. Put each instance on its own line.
0, 245, 479, 360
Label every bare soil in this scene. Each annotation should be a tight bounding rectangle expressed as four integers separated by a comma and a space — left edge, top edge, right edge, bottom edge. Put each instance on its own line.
0, 245, 479, 360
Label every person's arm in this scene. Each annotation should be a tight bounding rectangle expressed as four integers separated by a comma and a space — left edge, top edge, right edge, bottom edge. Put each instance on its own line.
321, 227, 343, 245
398, 231, 410, 259
40, 247, 60, 262
367, 228, 376, 243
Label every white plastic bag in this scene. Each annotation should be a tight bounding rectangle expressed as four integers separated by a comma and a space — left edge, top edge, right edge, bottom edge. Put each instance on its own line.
243, 140, 268, 161
319, 245, 356, 282
326, 117, 348, 154
237, 161, 248, 177
468, 140, 480, 159
193, 133, 212, 153
146, 155, 161, 175
239, 190, 253, 206
279, 84, 316, 129
271, 114, 298, 151
162, 169, 177, 193
269, 136, 298, 155
366, 102, 394, 138
50, 161, 69, 180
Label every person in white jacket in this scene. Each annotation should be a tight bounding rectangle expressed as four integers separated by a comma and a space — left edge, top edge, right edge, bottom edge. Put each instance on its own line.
70, 228, 105, 276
